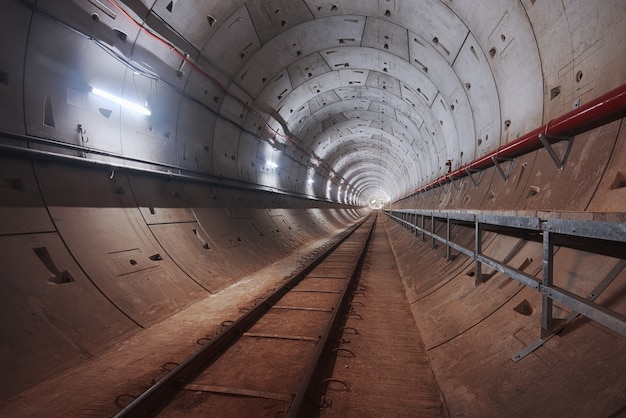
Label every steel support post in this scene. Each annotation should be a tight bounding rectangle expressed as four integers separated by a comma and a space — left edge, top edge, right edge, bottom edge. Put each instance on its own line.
474, 220, 482, 286
431, 214, 436, 250
421, 214, 425, 242
446, 217, 451, 261
541, 229, 562, 337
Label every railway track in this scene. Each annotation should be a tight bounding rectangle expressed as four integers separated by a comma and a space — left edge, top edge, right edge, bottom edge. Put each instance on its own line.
115, 214, 376, 417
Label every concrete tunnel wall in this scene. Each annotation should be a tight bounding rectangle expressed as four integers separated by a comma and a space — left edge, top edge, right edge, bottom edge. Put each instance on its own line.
387, 118, 626, 416
0, 155, 364, 398
0, 0, 625, 414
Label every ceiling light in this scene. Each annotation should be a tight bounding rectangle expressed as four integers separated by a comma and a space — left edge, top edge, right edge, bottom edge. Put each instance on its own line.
91, 87, 151, 115
266, 161, 278, 169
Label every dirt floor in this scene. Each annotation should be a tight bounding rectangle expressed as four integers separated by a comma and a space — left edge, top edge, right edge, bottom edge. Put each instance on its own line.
316, 219, 447, 417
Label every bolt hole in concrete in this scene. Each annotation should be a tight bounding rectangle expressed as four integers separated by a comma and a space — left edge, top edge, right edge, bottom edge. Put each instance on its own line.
513, 299, 533, 315
527, 186, 540, 197
610, 172, 626, 189
48, 271, 74, 284
576, 70, 583, 82
33, 247, 75, 284
129, 259, 138, 266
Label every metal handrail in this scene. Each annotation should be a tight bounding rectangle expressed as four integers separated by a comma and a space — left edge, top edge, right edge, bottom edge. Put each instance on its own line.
384, 209, 626, 362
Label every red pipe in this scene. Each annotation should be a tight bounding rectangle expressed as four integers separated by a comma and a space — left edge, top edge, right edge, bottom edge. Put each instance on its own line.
401, 82, 626, 199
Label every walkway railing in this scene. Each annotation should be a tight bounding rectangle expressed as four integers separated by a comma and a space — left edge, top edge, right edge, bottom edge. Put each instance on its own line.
385, 209, 626, 362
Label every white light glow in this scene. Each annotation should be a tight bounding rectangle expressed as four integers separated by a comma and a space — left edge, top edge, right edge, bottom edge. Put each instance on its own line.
266, 161, 278, 169
367, 191, 388, 209
91, 87, 151, 115
307, 179, 314, 184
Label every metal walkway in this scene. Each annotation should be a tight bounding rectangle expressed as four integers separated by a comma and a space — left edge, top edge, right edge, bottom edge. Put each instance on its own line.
385, 209, 626, 362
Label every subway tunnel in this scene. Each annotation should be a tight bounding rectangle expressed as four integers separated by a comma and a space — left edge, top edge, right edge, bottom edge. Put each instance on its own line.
1, 0, 626, 416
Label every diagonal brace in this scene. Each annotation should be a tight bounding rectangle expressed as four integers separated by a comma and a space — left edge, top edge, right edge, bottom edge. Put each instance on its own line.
492, 156, 515, 182
466, 168, 484, 187
538, 133, 573, 170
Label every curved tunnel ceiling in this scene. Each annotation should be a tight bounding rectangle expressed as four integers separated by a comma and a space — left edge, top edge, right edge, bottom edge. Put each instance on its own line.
24, 0, 545, 205
212, 2, 508, 203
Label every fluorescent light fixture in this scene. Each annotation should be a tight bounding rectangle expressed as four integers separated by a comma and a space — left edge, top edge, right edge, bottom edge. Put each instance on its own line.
266, 161, 278, 169
91, 87, 151, 116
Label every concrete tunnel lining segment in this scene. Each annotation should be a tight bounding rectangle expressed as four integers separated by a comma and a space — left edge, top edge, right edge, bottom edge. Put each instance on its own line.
0, 0, 625, 415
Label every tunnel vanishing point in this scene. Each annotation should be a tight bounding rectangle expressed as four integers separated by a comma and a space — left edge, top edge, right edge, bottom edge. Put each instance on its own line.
1, 0, 625, 416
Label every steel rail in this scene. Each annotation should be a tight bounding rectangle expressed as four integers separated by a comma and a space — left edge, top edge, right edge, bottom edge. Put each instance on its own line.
288, 214, 376, 417
114, 215, 372, 417
398, 82, 626, 200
